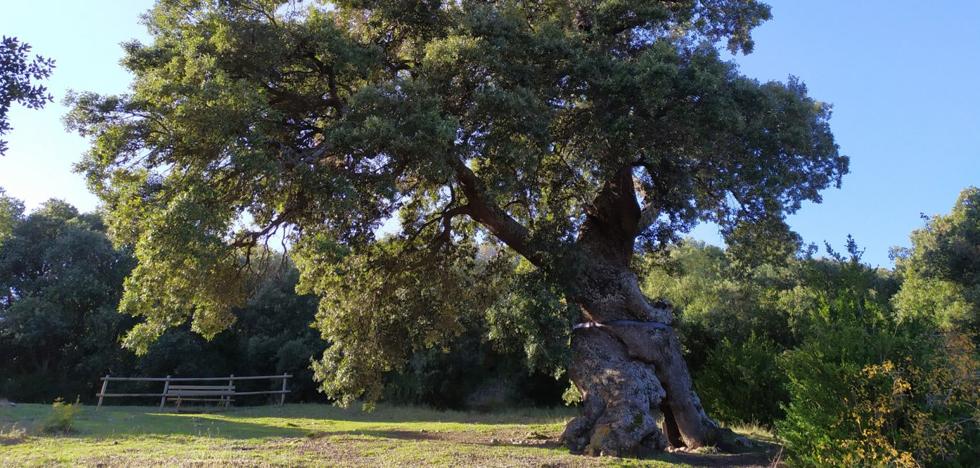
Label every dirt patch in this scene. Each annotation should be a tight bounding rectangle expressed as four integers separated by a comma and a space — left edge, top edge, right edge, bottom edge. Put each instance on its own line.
298, 434, 600, 467
306, 428, 560, 448
652, 441, 785, 467
0, 434, 27, 446
0, 423, 27, 446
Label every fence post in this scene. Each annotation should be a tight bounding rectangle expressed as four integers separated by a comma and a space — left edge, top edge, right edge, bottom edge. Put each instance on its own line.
226, 374, 234, 407
279, 374, 288, 406
97, 375, 109, 409
159, 375, 171, 409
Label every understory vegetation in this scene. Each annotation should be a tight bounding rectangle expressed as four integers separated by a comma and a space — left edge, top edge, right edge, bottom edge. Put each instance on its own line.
1, 186, 978, 466
643, 189, 980, 467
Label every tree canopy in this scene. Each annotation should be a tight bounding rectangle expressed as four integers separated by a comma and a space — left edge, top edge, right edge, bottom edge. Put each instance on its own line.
0, 36, 54, 155
67, 0, 847, 404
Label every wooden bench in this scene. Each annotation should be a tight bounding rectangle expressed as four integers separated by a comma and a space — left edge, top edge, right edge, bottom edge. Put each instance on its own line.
163, 384, 235, 411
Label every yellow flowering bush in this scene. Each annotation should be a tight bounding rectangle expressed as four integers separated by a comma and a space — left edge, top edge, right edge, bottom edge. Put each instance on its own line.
780, 321, 978, 467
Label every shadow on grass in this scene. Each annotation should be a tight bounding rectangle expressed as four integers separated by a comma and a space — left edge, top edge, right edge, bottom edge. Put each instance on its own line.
647, 440, 784, 467
307, 428, 562, 449
229, 403, 575, 425
2, 403, 569, 442
307, 427, 782, 467
1, 405, 308, 441
3, 404, 781, 467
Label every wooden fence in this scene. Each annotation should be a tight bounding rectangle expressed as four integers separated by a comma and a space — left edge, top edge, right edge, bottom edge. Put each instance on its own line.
95, 374, 291, 409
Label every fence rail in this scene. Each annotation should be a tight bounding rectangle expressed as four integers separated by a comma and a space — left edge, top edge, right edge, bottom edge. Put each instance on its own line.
95, 373, 291, 409
99, 375, 291, 382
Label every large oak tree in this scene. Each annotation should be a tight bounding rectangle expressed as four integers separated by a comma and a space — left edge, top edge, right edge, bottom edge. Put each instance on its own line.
68, 0, 846, 456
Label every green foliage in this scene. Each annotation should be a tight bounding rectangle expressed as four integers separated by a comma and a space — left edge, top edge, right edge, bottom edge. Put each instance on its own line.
297, 235, 508, 406
695, 334, 787, 425
779, 237, 899, 338
893, 187, 980, 335
0, 36, 54, 155
777, 248, 978, 467
67, 0, 846, 404
297, 237, 568, 409
779, 320, 978, 466
641, 240, 796, 425
116, 188, 249, 354
641, 238, 901, 429
642, 240, 796, 348
123, 256, 328, 401
0, 198, 327, 404
0, 195, 561, 409
484, 259, 576, 379
0, 199, 135, 402
645, 233, 976, 465
0, 188, 24, 245
232, 263, 326, 400
382, 315, 568, 411
40, 398, 82, 434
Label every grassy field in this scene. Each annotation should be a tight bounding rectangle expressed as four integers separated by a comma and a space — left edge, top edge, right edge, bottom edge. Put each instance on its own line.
0, 403, 781, 467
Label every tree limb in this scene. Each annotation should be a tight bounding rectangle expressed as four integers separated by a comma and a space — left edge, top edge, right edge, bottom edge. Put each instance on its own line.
450, 157, 546, 266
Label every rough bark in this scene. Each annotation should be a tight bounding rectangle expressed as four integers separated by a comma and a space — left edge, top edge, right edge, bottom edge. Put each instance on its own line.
551, 162, 751, 456
560, 325, 669, 456
559, 246, 746, 456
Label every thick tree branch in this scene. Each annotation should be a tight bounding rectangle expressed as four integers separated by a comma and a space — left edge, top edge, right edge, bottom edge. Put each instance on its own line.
577, 166, 642, 266
450, 158, 546, 266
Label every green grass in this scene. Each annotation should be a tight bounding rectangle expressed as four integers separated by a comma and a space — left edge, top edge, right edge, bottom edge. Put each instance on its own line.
0, 403, 778, 466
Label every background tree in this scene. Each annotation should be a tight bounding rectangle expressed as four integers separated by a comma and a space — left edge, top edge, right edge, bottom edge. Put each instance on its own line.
67, 0, 847, 455
0, 199, 134, 401
0, 198, 328, 404
644, 236, 977, 466
893, 187, 980, 336
0, 36, 54, 155
0, 188, 24, 245
133, 258, 327, 401
641, 240, 796, 425
640, 238, 901, 427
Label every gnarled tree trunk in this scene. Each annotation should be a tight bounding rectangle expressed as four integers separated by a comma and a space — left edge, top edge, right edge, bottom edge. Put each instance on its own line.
558, 265, 744, 456
464, 162, 743, 456
555, 168, 744, 456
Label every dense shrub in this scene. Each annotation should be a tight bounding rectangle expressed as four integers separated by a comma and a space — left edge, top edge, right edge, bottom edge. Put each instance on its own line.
773, 237, 977, 466
694, 334, 788, 425
779, 318, 978, 467
775, 240, 978, 467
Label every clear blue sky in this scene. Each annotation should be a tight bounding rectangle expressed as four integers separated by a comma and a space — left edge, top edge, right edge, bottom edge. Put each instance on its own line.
1, 1, 978, 267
